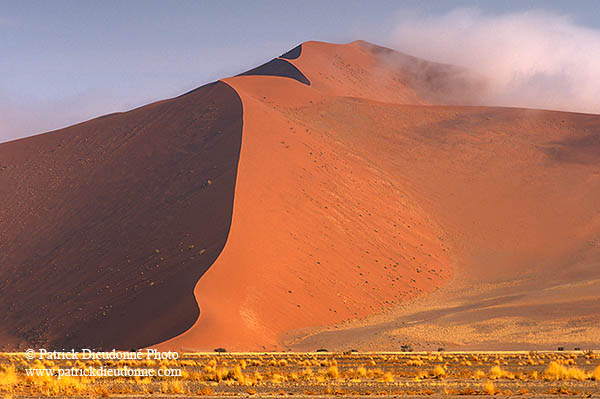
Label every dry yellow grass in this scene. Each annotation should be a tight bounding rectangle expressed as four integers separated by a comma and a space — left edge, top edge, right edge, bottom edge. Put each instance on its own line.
544, 361, 592, 381
482, 381, 496, 395
0, 351, 598, 397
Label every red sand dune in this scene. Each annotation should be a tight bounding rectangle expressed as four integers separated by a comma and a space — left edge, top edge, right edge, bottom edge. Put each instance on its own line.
160, 41, 600, 351
1, 40, 599, 351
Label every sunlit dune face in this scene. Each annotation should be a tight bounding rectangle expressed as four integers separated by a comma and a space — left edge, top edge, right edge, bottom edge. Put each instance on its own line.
161, 41, 600, 352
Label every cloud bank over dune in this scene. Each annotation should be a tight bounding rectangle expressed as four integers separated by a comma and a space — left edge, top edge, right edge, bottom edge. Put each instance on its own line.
387, 8, 600, 114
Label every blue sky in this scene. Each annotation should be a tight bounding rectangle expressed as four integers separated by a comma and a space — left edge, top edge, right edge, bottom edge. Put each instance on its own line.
2, 0, 600, 142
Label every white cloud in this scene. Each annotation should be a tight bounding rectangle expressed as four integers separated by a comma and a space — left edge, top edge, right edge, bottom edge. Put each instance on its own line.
386, 8, 600, 114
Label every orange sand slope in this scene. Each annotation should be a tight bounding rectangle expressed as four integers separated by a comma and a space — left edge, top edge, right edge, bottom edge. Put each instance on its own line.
160, 41, 600, 351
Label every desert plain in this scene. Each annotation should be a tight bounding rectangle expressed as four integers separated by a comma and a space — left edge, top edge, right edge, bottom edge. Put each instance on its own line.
1, 350, 600, 398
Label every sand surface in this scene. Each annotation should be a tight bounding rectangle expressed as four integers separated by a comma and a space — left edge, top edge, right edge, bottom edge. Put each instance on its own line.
160, 41, 600, 351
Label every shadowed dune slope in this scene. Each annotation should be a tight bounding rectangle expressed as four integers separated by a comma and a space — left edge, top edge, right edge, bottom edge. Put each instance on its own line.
280, 44, 302, 60
160, 40, 600, 352
237, 58, 310, 86
0, 81, 243, 351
